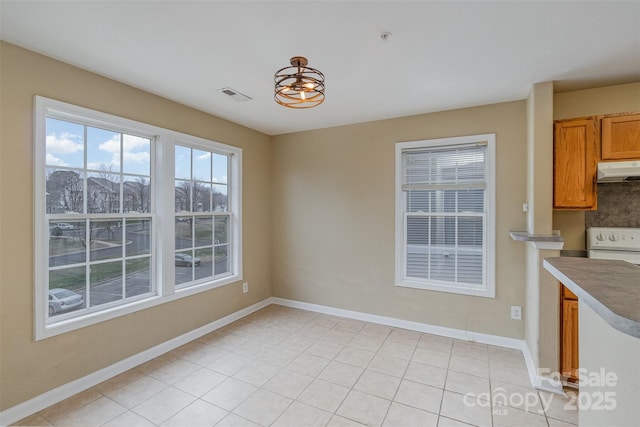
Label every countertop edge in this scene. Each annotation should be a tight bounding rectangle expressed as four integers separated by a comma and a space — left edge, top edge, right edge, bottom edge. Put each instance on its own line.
509, 231, 564, 242
543, 259, 640, 339
510, 232, 564, 250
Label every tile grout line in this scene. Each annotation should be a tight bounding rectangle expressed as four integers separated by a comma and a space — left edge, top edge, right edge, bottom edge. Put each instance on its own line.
435, 339, 454, 425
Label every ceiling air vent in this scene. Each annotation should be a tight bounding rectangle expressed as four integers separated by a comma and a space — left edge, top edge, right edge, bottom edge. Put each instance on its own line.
218, 87, 252, 102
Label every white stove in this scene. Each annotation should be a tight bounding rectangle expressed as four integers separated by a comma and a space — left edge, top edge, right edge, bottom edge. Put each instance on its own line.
587, 227, 640, 265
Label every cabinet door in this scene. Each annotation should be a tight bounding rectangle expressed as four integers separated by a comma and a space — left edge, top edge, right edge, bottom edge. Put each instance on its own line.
553, 118, 598, 210
601, 113, 640, 160
561, 299, 579, 381
562, 284, 578, 300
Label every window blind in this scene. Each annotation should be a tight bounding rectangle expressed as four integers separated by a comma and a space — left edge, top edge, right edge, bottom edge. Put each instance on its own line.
402, 143, 486, 190
402, 143, 487, 287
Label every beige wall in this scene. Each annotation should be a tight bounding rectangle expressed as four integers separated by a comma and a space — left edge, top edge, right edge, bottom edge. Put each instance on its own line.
552, 82, 640, 250
271, 101, 528, 338
0, 42, 272, 410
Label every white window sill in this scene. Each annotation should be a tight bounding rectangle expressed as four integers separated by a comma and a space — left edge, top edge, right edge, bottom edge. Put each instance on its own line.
396, 279, 495, 298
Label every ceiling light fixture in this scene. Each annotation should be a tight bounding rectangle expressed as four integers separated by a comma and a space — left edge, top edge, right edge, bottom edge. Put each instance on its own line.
274, 56, 325, 109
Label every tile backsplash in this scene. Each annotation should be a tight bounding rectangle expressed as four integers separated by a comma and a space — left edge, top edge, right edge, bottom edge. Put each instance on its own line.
586, 181, 640, 228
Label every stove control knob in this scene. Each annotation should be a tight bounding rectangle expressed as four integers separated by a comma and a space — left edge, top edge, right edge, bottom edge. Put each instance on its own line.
609, 234, 619, 242
596, 233, 605, 241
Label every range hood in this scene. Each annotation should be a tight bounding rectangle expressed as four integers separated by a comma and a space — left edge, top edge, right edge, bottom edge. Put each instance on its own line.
597, 160, 640, 183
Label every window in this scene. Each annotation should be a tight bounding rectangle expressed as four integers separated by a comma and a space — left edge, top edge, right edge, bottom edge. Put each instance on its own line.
44, 117, 154, 318
395, 134, 495, 297
174, 144, 232, 287
35, 96, 242, 339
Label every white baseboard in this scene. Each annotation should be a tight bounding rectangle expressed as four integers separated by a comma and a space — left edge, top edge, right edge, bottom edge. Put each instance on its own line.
272, 297, 525, 350
0, 298, 272, 427
272, 297, 564, 394
538, 376, 565, 395
520, 344, 565, 395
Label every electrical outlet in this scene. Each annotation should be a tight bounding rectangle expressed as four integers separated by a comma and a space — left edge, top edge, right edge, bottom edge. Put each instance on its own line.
511, 306, 522, 320
522, 203, 528, 213
242, 282, 249, 293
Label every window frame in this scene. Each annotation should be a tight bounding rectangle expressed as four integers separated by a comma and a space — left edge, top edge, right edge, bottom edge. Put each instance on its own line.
171, 138, 239, 291
395, 133, 496, 298
34, 96, 242, 340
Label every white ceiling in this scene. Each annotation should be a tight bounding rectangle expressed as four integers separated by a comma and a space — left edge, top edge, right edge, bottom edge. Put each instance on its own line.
2, 1, 639, 135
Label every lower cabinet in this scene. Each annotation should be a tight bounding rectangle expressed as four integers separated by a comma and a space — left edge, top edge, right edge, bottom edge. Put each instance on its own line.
561, 285, 579, 381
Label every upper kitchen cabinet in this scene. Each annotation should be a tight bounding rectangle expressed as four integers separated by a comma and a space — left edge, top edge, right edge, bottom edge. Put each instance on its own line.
601, 113, 640, 161
553, 117, 598, 210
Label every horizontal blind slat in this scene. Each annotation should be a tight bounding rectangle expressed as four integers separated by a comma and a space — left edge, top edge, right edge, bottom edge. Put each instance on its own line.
402, 183, 485, 191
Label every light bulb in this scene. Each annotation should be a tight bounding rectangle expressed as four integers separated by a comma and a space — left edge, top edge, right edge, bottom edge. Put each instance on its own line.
300, 90, 306, 100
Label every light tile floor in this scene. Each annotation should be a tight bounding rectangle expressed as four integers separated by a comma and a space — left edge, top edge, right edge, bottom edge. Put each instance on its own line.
15, 305, 579, 427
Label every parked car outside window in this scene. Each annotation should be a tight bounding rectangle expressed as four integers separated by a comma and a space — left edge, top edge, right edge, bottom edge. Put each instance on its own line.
175, 254, 201, 267
48, 288, 84, 315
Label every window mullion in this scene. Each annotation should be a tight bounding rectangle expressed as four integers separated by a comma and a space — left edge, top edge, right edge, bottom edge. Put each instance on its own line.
454, 213, 458, 283
159, 135, 175, 297
119, 133, 124, 214
83, 125, 88, 214
120, 134, 125, 300
122, 218, 126, 300
427, 215, 432, 280
227, 154, 232, 210
455, 190, 459, 283
86, 218, 91, 308
190, 148, 195, 282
